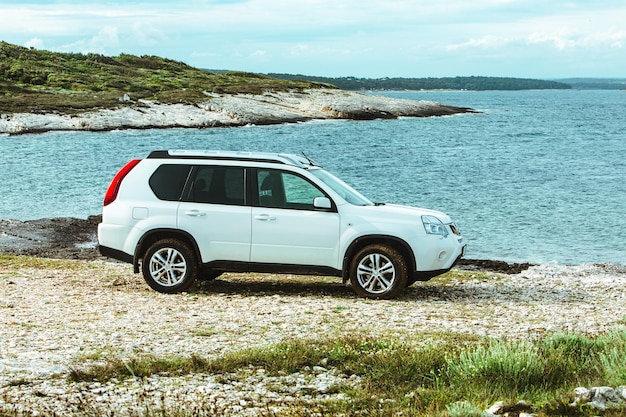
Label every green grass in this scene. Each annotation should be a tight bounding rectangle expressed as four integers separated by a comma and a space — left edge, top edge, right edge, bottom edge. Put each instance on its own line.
0, 254, 87, 271
65, 331, 626, 416
0, 41, 335, 114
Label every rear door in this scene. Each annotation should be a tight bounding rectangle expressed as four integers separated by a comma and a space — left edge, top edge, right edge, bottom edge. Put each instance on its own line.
177, 165, 251, 263
250, 169, 340, 267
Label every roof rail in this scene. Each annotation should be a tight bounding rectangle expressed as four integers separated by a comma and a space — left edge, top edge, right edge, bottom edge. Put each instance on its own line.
146, 150, 317, 167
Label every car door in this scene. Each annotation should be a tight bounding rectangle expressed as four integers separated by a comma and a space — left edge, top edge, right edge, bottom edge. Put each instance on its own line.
250, 169, 340, 268
177, 165, 251, 263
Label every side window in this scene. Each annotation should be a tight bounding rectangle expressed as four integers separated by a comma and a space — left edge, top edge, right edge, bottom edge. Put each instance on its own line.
190, 166, 245, 205
149, 164, 191, 201
258, 170, 324, 209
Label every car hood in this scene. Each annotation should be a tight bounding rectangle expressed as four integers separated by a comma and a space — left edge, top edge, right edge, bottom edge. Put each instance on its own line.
358, 203, 453, 224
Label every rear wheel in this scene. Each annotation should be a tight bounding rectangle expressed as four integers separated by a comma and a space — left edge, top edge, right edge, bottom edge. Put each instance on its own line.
142, 239, 198, 293
349, 244, 408, 299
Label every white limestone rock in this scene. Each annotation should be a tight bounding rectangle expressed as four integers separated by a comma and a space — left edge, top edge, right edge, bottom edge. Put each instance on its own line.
0, 89, 472, 135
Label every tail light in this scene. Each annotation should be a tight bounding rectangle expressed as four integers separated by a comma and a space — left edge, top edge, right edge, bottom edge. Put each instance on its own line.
103, 159, 141, 206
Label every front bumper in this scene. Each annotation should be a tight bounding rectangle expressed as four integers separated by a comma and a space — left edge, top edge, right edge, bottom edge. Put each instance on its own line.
412, 250, 464, 282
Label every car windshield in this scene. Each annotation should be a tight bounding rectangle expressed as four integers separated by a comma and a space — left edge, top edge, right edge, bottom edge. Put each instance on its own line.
310, 168, 374, 206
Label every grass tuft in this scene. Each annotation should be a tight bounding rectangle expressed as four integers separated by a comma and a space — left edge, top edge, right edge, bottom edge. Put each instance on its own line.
0, 254, 87, 271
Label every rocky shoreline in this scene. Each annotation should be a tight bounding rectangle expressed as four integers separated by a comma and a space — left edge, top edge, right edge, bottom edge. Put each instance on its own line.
0, 88, 475, 135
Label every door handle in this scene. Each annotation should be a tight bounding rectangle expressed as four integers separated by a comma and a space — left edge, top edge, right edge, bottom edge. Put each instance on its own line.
185, 209, 206, 217
254, 214, 276, 221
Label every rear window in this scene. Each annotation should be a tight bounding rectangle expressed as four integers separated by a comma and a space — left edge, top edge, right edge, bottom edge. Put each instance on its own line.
149, 164, 191, 201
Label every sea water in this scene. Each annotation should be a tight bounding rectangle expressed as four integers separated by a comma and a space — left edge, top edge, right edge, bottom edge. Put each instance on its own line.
1, 90, 625, 266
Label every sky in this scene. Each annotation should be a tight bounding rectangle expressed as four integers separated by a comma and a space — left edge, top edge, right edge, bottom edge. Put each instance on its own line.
1, 0, 626, 79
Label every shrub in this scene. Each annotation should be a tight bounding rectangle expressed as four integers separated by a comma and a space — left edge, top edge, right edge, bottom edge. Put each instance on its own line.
445, 339, 546, 397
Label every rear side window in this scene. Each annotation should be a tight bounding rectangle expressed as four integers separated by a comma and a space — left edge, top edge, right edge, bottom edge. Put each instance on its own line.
149, 164, 191, 201
189, 166, 245, 205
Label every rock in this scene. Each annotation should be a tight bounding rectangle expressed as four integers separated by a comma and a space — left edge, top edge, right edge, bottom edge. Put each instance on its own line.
486, 401, 505, 415
312, 366, 327, 374
572, 386, 626, 411
573, 386, 592, 403
457, 259, 534, 274
590, 386, 623, 411
0, 215, 102, 260
0, 89, 476, 135
486, 400, 534, 416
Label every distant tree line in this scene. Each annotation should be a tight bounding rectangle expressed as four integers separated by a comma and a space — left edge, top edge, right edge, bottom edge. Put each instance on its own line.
556, 78, 626, 90
267, 74, 572, 91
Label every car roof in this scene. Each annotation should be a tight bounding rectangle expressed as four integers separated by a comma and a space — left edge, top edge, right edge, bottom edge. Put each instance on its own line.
147, 150, 320, 168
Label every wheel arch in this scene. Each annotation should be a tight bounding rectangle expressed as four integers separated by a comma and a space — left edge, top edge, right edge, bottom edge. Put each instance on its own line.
133, 229, 201, 273
342, 235, 415, 282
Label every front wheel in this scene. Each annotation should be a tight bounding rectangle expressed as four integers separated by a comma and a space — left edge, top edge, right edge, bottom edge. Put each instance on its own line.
349, 244, 408, 299
142, 239, 199, 293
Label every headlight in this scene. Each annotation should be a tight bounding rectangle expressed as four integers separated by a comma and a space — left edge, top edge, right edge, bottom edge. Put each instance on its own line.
422, 215, 449, 238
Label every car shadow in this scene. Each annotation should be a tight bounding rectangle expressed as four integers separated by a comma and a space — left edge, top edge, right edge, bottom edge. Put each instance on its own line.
190, 274, 586, 305
192, 277, 357, 299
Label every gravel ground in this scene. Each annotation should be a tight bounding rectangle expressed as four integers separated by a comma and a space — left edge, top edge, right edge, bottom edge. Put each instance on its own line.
2, 258, 626, 415
1, 217, 625, 415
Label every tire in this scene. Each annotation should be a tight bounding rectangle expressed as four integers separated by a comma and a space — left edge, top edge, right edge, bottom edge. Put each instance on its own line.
349, 244, 408, 299
142, 239, 199, 293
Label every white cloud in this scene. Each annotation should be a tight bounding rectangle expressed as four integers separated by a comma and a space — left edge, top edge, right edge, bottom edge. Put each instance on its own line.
526, 26, 626, 50
60, 26, 120, 54
446, 35, 511, 51
588, 28, 626, 49
24, 38, 45, 49
131, 22, 169, 46
249, 50, 267, 58
527, 30, 577, 50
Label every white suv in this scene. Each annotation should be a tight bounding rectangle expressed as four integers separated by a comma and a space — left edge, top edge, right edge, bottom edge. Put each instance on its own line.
98, 150, 465, 299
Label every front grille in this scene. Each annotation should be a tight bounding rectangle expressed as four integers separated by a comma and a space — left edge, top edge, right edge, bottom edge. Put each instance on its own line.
449, 224, 461, 236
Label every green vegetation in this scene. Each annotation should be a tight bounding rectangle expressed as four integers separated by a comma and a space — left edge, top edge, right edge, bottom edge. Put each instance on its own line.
67, 331, 626, 416
556, 78, 626, 90
0, 41, 332, 114
0, 254, 86, 271
268, 73, 572, 91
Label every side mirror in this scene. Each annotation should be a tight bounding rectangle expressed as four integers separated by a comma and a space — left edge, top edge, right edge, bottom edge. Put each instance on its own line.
313, 197, 332, 209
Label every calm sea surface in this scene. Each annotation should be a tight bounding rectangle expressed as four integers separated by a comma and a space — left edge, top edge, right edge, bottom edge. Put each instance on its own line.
1, 90, 625, 266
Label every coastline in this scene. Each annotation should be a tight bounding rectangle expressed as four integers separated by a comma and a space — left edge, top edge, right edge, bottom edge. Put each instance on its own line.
0, 89, 476, 135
